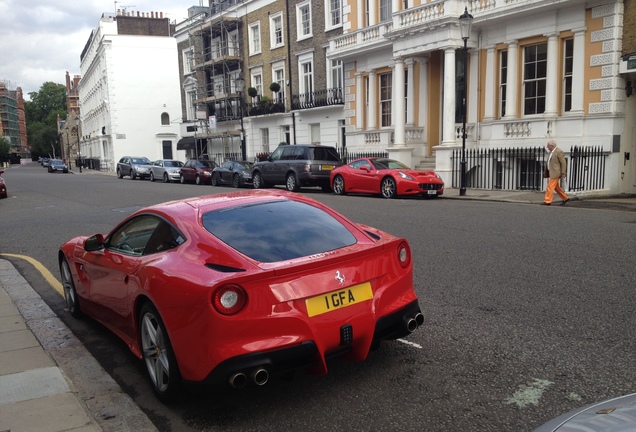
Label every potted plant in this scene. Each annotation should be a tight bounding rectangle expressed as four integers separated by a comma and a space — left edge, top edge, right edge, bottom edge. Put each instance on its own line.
247, 87, 258, 98
269, 82, 281, 93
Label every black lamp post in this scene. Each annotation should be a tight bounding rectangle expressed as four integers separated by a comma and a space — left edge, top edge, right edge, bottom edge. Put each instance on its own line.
459, 7, 473, 196
235, 75, 247, 161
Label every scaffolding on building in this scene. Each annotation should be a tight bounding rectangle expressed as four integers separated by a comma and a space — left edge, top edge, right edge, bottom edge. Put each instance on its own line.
187, 0, 245, 162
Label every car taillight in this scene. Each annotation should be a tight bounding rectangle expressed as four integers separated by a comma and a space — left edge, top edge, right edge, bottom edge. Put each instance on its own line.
397, 241, 411, 268
212, 284, 247, 315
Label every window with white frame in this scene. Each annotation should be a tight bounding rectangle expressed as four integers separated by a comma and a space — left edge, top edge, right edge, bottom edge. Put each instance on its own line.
261, 128, 270, 152
270, 13, 284, 48
298, 53, 314, 105
523, 43, 547, 115
228, 31, 239, 57
182, 48, 194, 74
273, 66, 285, 103
380, 73, 392, 127
380, 0, 392, 22
186, 91, 196, 121
251, 71, 263, 103
297, 2, 312, 40
326, 0, 342, 29
310, 124, 320, 144
562, 38, 573, 113
249, 22, 261, 55
329, 59, 343, 102
499, 50, 507, 118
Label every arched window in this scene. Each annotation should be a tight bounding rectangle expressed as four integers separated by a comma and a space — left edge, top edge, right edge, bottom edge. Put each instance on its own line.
161, 112, 170, 125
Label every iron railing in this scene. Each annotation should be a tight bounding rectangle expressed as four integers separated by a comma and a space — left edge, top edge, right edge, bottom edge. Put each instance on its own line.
291, 88, 344, 110
338, 147, 388, 164
451, 146, 607, 192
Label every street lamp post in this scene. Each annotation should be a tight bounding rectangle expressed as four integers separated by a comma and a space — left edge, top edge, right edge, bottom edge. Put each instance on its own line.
459, 7, 473, 196
235, 75, 247, 161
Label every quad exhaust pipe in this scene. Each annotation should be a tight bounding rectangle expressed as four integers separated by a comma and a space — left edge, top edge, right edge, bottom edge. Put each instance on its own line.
229, 368, 270, 388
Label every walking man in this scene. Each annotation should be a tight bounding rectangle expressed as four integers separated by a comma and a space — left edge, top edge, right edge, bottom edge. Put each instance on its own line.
543, 139, 569, 205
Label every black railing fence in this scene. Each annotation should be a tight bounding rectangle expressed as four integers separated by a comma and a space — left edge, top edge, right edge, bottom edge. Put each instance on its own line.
338, 146, 388, 164
568, 146, 606, 191
451, 146, 607, 192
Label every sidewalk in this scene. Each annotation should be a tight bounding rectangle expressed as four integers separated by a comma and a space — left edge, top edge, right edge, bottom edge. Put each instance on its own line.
0, 259, 158, 432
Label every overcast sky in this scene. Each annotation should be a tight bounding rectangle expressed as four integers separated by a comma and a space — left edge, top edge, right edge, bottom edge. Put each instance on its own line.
0, 0, 208, 100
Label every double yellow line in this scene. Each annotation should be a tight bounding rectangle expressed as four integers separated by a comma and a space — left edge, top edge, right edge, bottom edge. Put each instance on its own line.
0, 253, 63, 297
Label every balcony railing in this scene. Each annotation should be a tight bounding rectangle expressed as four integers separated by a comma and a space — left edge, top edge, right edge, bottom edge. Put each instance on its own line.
291, 88, 344, 110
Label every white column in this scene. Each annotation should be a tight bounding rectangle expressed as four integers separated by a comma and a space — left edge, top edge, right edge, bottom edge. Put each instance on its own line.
356, 72, 364, 130
368, 70, 377, 130
393, 58, 406, 146
570, 28, 586, 114
441, 47, 456, 145
369, 0, 377, 26
357, 0, 364, 28
483, 46, 495, 121
545, 33, 559, 116
406, 58, 415, 126
504, 40, 518, 119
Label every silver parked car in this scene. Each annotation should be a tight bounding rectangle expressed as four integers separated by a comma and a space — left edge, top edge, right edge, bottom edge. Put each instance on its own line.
534, 392, 636, 431
149, 159, 184, 183
116, 156, 154, 180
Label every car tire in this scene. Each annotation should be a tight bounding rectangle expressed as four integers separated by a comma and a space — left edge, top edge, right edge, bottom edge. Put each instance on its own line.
180, 174, 186, 184
381, 177, 397, 199
253, 172, 265, 189
286, 173, 299, 192
333, 175, 347, 195
60, 257, 81, 318
211, 173, 219, 186
232, 174, 240, 188
117, 169, 123, 179
139, 303, 181, 402
131, 171, 137, 180
150, 172, 155, 182
195, 175, 202, 185
163, 173, 169, 183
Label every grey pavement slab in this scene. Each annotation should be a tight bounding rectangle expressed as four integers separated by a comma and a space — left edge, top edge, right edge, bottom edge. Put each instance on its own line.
0, 259, 159, 432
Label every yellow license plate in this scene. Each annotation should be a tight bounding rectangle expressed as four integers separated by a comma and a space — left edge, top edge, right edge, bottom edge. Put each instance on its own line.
305, 282, 373, 317
321, 164, 334, 170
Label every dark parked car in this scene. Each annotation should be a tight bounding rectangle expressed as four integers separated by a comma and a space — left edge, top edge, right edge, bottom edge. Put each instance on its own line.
117, 156, 153, 180
0, 169, 7, 198
48, 159, 69, 173
179, 159, 217, 185
150, 159, 184, 183
211, 160, 254, 188
252, 145, 342, 192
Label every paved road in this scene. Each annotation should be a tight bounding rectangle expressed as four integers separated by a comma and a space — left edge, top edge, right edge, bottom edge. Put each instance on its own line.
1, 162, 635, 431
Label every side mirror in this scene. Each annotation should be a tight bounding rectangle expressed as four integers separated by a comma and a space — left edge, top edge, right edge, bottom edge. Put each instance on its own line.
84, 234, 105, 252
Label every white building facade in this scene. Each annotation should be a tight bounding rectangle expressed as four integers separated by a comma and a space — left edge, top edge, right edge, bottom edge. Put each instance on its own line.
78, 11, 184, 170
328, 0, 635, 196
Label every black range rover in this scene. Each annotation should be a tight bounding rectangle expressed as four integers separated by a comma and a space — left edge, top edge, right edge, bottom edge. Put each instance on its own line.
252, 145, 342, 192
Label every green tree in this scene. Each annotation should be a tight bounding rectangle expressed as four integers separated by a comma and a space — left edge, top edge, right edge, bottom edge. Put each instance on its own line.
0, 136, 11, 160
24, 82, 67, 157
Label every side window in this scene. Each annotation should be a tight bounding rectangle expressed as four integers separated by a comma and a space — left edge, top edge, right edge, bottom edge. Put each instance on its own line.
143, 220, 185, 255
270, 147, 284, 161
281, 147, 295, 160
108, 216, 161, 255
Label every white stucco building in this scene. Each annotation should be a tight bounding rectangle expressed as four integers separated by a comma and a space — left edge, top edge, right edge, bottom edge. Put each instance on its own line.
78, 11, 184, 170
328, 0, 635, 196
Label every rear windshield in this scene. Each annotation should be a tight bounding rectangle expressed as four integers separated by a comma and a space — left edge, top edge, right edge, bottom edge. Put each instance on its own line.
202, 200, 357, 262
309, 147, 340, 162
